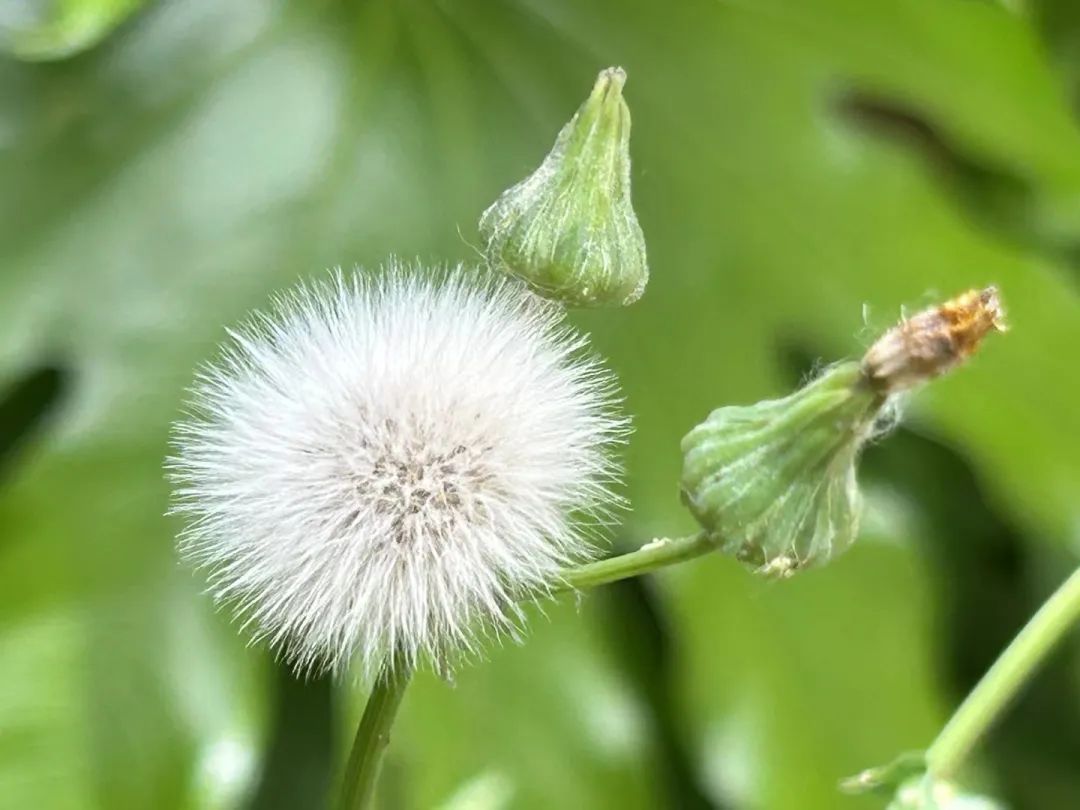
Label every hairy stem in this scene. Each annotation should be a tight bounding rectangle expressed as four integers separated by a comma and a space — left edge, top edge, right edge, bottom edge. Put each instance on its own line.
556, 532, 714, 592
926, 565, 1080, 779
339, 660, 412, 810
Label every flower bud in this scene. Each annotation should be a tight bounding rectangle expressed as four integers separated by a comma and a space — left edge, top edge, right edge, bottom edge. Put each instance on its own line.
478, 67, 648, 307
680, 363, 884, 577
886, 778, 1002, 810
843, 753, 1003, 809
679, 287, 1006, 577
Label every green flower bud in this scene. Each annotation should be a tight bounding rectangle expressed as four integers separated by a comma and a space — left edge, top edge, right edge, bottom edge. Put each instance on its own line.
679, 287, 1006, 577
842, 753, 1003, 809
479, 67, 648, 307
680, 362, 885, 577
887, 777, 1003, 810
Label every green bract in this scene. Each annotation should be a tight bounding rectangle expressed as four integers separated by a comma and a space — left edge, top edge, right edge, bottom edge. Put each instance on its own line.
478, 67, 648, 307
680, 362, 885, 576
843, 749, 1005, 807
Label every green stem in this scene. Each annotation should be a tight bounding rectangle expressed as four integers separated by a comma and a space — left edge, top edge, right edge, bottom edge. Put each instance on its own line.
339, 660, 412, 810
556, 532, 714, 592
333, 533, 712, 806
926, 565, 1080, 779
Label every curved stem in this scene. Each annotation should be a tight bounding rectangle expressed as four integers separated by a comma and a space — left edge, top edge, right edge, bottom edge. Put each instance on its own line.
339, 660, 412, 810
926, 565, 1080, 779
556, 532, 714, 592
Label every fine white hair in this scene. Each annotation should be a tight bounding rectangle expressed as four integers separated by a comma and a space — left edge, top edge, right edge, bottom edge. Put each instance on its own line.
168, 262, 625, 676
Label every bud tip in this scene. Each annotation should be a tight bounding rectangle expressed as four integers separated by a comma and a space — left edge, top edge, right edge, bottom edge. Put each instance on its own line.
862, 285, 1007, 394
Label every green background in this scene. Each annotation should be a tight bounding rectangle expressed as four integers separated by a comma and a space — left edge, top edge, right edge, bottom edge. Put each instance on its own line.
2, 1, 1079, 808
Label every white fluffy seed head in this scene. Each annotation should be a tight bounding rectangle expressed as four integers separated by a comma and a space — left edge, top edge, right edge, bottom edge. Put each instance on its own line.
167, 262, 626, 676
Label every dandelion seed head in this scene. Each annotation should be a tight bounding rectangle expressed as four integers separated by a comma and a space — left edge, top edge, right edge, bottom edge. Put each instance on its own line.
168, 262, 625, 676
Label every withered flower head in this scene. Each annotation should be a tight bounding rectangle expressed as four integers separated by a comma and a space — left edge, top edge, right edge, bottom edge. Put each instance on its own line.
681, 286, 1006, 577
862, 286, 1006, 394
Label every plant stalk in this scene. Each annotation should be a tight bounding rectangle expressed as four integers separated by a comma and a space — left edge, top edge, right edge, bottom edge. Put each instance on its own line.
339, 659, 412, 810
335, 534, 714, 806
926, 565, 1080, 779
556, 532, 714, 592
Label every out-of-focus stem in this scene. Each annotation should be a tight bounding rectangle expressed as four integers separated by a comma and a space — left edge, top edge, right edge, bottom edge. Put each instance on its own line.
927, 565, 1080, 779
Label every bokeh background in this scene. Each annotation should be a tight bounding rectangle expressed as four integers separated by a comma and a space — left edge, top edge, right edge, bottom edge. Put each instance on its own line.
2, 1, 1080, 808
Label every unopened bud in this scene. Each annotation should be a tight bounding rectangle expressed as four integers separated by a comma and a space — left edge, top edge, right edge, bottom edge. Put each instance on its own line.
479, 67, 648, 307
887, 778, 1002, 809
681, 363, 884, 577
842, 753, 1003, 808
679, 287, 1007, 577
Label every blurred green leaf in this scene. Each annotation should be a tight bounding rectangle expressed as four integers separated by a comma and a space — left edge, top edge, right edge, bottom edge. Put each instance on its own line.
389, 599, 666, 808
663, 535, 944, 808
0, 576, 264, 810
0, 0, 145, 61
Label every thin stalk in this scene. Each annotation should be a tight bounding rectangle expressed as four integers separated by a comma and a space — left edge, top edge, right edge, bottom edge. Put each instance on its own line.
339, 660, 412, 810
556, 532, 714, 592
926, 565, 1080, 779
335, 533, 713, 806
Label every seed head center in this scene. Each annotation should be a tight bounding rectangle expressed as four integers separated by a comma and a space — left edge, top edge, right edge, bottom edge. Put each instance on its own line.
356, 420, 492, 543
